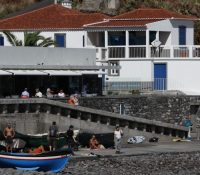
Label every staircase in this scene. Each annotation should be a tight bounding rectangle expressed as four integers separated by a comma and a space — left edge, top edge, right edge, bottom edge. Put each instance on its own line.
0, 98, 189, 142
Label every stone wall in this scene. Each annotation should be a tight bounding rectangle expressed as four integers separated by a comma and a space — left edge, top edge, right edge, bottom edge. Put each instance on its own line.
79, 95, 200, 124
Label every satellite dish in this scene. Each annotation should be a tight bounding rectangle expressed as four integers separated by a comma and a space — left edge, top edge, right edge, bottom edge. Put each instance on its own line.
151, 39, 161, 48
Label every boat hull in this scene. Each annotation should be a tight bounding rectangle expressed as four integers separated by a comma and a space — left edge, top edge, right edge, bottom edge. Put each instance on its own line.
0, 152, 69, 173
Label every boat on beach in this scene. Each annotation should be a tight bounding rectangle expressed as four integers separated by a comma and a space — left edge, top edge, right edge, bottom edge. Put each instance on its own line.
0, 149, 70, 173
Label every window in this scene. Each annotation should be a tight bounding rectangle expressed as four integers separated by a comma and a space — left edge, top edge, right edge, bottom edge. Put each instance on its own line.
109, 61, 119, 76
55, 33, 66, 47
0, 35, 4, 46
149, 31, 156, 45
129, 31, 146, 45
108, 32, 125, 46
83, 35, 85, 47
179, 26, 186, 45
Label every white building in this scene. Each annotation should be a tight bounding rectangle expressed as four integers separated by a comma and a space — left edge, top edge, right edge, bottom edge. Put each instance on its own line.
0, 5, 199, 95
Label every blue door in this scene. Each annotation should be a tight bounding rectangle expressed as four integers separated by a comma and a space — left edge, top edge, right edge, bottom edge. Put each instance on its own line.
154, 63, 167, 90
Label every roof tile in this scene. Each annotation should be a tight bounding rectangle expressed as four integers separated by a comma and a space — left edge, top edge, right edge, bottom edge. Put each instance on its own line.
0, 4, 108, 30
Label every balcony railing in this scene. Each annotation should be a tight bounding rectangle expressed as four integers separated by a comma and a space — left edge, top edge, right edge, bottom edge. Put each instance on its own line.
95, 45, 200, 60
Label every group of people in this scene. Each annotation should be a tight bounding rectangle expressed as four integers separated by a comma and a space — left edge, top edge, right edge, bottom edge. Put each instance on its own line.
21, 88, 80, 107
21, 88, 43, 98
3, 121, 124, 154
48, 122, 76, 154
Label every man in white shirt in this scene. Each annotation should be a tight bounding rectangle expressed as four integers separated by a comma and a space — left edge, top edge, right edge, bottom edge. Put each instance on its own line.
114, 125, 123, 154
58, 89, 65, 98
35, 88, 43, 98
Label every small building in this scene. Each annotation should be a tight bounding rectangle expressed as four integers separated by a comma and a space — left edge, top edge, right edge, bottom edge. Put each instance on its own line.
0, 46, 107, 97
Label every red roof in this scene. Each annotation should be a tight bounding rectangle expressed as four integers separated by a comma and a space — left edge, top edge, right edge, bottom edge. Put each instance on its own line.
85, 8, 198, 28
0, 4, 108, 30
0, 6, 197, 30
113, 8, 198, 20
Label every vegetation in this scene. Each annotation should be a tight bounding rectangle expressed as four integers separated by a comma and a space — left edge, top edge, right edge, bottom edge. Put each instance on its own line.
3, 31, 55, 47
0, 0, 42, 18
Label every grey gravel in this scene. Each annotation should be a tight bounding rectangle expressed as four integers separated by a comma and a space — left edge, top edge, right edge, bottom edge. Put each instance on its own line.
1, 152, 200, 175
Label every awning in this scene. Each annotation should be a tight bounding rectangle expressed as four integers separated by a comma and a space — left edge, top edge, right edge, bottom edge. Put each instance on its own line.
5, 70, 48, 75
0, 70, 13, 75
41, 70, 82, 76
79, 70, 106, 75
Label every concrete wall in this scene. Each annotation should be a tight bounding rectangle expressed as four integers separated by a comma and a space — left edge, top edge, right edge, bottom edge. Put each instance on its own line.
0, 46, 96, 66
0, 113, 174, 142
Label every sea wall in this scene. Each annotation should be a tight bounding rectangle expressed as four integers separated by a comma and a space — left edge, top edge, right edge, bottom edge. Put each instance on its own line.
79, 95, 200, 124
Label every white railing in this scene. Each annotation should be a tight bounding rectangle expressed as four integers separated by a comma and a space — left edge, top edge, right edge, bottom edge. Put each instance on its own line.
95, 45, 200, 61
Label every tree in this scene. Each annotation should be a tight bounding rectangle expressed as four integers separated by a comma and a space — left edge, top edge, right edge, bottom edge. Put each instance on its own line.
3, 31, 55, 47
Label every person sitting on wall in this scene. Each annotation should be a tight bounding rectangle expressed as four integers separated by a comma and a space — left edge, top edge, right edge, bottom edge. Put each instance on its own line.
67, 95, 75, 105
46, 88, 54, 98
35, 88, 43, 98
58, 89, 65, 98
21, 88, 29, 99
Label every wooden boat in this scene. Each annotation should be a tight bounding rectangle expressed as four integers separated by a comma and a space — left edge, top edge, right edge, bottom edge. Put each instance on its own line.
0, 149, 70, 173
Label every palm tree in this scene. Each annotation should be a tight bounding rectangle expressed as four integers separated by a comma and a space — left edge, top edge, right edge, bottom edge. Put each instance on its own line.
3, 31, 55, 47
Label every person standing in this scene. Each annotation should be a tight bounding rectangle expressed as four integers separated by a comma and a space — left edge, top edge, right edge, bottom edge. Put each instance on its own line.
48, 121, 58, 151
114, 125, 123, 154
66, 125, 76, 155
3, 123, 15, 152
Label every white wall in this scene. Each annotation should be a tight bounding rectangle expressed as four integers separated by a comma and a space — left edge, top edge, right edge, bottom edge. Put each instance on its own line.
170, 20, 194, 45
0, 30, 85, 48
107, 61, 152, 81
167, 61, 200, 95
147, 19, 194, 45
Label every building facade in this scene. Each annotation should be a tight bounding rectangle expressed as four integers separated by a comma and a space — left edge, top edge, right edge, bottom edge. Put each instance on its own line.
0, 4, 199, 95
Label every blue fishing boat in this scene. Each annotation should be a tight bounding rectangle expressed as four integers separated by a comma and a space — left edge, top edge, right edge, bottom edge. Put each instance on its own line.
0, 150, 70, 173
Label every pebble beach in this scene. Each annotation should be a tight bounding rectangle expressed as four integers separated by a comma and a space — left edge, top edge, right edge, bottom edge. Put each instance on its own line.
1, 151, 200, 175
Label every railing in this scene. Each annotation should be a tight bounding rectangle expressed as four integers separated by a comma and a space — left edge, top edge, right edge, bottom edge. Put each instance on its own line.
104, 78, 169, 92
104, 81, 153, 92
129, 46, 146, 58
108, 46, 125, 58
95, 45, 200, 60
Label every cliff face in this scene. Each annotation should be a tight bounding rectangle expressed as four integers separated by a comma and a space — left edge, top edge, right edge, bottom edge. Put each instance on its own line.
78, 0, 121, 15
